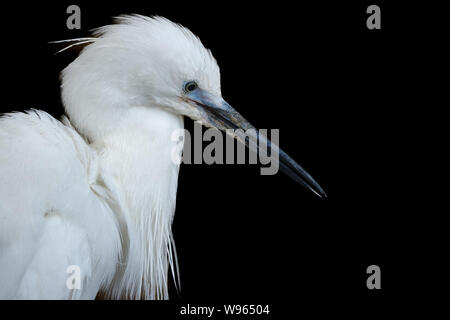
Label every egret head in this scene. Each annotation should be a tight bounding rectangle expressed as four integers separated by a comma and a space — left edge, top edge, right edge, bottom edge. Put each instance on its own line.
62, 16, 221, 129
61, 15, 326, 197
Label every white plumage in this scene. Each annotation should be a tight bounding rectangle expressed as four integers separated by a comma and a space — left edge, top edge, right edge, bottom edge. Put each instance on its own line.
0, 111, 121, 298
0, 15, 326, 300
0, 16, 218, 299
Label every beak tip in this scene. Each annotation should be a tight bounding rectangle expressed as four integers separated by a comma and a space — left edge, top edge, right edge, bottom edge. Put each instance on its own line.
310, 184, 327, 198
315, 189, 327, 199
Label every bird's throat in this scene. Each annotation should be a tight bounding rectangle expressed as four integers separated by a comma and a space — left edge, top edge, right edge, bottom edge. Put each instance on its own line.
91, 106, 183, 299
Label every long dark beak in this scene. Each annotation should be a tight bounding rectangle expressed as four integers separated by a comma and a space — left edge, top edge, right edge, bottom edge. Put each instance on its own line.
186, 89, 327, 198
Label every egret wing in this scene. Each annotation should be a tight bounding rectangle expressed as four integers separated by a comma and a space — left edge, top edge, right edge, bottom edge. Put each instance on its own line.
0, 110, 120, 299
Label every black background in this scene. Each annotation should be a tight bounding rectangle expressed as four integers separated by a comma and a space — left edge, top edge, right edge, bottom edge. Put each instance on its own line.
0, 0, 448, 302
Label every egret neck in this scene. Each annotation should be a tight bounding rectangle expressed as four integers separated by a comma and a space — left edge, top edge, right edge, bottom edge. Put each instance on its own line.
89, 106, 183, 299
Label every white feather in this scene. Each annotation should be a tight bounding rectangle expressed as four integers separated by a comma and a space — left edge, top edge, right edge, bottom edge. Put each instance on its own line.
0, 15, 222, 299
0, 110, 120, 299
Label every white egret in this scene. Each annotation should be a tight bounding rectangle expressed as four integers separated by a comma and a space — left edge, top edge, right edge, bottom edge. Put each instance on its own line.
0, 15, 325, 300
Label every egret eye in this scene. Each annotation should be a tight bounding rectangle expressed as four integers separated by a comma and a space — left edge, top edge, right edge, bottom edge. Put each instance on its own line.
184, 81, 198, 93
